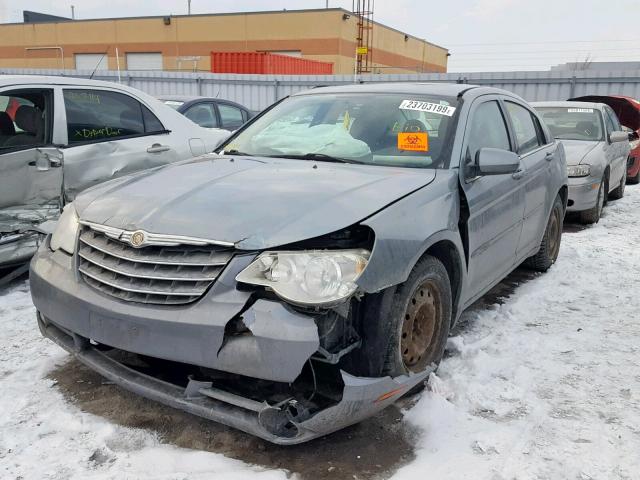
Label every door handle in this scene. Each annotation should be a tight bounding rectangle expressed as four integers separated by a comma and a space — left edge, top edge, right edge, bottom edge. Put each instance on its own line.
512, 169, 527, 180
147, 144, 171, 153
545, 152, 554, 162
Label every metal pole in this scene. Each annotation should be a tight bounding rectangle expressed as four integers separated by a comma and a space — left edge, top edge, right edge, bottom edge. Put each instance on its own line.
71, 5, 75, 19
188, 0, 191, 15
116, 47, 122, 83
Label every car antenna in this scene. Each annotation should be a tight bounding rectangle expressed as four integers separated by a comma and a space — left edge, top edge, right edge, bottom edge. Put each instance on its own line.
89, 50, 109, 80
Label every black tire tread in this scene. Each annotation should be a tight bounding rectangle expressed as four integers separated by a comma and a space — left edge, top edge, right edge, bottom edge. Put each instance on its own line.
525, 194, 564, 272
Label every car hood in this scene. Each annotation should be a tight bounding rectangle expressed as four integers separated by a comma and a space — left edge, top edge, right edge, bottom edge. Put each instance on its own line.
558, 140, 601, 166
74, 155, 437, 250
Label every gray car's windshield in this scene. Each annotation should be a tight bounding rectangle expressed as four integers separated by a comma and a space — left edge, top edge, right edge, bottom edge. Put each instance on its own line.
220, 93, 459, 168
537, 107, 604, 141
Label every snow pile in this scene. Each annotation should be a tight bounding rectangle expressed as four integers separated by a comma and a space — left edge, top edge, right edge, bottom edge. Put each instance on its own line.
1, 187, 639, 479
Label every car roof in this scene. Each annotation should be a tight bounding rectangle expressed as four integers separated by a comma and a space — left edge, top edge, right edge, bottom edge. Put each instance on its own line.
531, 100, 604, 110
290, 82, 526, 101
158, 94, 205, 102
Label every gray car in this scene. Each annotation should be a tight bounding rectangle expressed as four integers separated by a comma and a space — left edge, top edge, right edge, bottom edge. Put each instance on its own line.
30, 83, 568, 444
532, 101, 630, 224
0, 76, 228, 275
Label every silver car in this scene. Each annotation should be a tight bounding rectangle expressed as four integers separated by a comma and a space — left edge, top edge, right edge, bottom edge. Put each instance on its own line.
532, 101, 630, 224
30, 83, 567, 444
0, 76, 229, 273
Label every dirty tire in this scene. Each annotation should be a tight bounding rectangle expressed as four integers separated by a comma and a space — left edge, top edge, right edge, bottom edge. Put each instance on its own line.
525, 194, 564, 272
579, 176, 605, 224
609, 169, 626, 200
381, 256, 452, 378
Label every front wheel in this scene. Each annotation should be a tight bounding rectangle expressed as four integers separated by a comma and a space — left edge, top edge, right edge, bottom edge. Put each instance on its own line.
525, 194, 564, 272
609, 168, 626, 200
579, 176, 605, 224
382, 256, 452, 377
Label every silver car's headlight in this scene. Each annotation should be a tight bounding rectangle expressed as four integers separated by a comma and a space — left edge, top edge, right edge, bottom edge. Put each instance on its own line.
567, 164, 591, 177
50, 204, 79, 255
236, 249, 370, 306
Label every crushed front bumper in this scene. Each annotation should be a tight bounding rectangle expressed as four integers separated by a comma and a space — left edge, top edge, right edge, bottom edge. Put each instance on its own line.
30, 240, 429, 444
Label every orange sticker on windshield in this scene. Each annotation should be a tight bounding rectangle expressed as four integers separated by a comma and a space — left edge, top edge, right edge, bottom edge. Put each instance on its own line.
398, 132, 429, 151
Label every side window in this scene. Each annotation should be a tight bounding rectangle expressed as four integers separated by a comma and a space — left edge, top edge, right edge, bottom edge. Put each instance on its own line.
466, 100, 511, 165
184, 103, 218, 128
142, 106, 165, 133
64, 89, 150, 144
218, 104, 245, 130
505, 101, 541, 155
0, 90, 51, 150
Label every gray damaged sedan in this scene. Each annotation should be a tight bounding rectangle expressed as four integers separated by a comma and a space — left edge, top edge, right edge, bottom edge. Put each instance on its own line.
30, 84, 568, 444
533, 101, 630, 224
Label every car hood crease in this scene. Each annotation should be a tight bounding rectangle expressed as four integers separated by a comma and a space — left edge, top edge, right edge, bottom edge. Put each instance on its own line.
74, 156, 437, 250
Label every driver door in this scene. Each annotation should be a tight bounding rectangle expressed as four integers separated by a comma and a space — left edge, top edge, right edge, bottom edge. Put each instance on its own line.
0, 87, 62, 261
459, 97, 526, 303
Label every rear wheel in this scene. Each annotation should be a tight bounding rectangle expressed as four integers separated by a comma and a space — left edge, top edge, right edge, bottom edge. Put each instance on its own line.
525, 194, 563, 272
579, 176, 605, 224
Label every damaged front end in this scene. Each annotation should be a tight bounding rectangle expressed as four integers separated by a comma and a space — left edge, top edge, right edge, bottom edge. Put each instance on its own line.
31, 223, 428, 444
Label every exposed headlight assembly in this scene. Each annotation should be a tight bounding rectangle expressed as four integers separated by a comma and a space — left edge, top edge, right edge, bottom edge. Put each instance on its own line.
236, 249, 370, 307
567, 164, 591, 177
50, 204, 79, 255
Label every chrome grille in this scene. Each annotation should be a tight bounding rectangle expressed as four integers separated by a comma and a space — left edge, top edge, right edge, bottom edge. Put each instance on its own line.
78, 226, 234, 305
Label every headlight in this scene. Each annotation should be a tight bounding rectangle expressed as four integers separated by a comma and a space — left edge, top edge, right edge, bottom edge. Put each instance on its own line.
236, 249, 370, 306
567, 164, 591, 177
50, 204, 79, 255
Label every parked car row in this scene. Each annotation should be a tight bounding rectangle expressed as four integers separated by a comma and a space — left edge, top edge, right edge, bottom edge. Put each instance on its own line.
0, 75, 636, 444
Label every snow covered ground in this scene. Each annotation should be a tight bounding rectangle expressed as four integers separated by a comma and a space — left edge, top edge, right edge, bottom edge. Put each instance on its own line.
1, 186, 639, 480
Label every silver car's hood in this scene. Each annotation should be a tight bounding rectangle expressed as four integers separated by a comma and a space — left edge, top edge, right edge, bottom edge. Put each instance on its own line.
74, 155, 436, 250
559, 140, 601, 166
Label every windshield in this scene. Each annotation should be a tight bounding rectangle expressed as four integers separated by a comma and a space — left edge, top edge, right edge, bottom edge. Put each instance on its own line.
537, 107, 604, 141
162, 100, 184, 110
219, 93, 459, 168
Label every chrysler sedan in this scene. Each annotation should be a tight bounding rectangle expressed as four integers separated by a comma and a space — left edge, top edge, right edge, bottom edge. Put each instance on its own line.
30, 83, 568, 444
533, 101, 630, 224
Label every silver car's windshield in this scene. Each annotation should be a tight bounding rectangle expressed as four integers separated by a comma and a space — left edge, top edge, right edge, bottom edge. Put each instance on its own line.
220, 93, 459, 168
537, 107, 604, 141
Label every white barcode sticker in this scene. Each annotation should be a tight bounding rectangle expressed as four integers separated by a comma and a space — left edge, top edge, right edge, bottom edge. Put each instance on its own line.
568, 108, 594, 113
399, 100, 456, 116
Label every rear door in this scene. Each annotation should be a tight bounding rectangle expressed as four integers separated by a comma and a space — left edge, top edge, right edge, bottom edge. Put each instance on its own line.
183, 102, 219, 129
459, 96, 526, 302
503, 100, 554, 259
0, 87, 62, 246
60, 87, 180, 200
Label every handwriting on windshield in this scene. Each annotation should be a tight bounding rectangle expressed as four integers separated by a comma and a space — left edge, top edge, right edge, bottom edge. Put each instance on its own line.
66, 91, 102, 104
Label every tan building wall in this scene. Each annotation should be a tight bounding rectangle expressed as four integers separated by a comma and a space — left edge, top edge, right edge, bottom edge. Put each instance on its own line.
0, 9, 448, 74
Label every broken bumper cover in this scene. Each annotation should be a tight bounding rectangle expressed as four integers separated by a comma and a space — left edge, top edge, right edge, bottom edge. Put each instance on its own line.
38, 314, 429, 444
0, 231, 40, 267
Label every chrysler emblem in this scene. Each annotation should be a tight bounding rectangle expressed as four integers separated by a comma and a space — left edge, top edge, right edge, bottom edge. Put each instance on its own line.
130, 231, 146, 247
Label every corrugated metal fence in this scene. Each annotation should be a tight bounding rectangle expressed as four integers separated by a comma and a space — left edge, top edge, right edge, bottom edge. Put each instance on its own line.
3, 68, 640, 111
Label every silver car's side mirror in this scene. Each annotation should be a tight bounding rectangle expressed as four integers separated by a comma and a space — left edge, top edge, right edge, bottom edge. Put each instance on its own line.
477, 148, 521, 175
609, 131, 629, 143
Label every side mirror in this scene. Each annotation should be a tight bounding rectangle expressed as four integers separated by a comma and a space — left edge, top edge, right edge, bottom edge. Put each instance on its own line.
477, 148, 520, 175
609, 131, 629, 143
628, 131, 639, 142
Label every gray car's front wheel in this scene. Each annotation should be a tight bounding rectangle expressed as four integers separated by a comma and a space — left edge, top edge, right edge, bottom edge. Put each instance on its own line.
382, 256, 452, 377
579, 176, 605, 224
525, 194, 564, 272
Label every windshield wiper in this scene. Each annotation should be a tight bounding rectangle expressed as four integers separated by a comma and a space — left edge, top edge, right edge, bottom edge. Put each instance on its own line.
266, 153, 363, 164
222, 149, 252, 156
